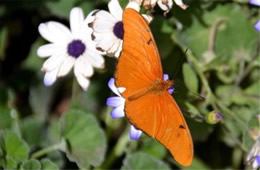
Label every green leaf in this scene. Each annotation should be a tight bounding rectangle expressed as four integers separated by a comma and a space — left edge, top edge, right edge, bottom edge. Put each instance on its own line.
20, 117, 45, 147
0, 27, 8, 60
182, 63, 199, 93
22, 159, 41, 170
5, 156, 17, 169
41, 158, 59, 170
0, 105, 12, 129
1, 130, 29, 162
182, 156, 210, 170
46, 0, 77, 19
141, 136, 167, 159
121, 152, 170, 170
60, 110, 106, 168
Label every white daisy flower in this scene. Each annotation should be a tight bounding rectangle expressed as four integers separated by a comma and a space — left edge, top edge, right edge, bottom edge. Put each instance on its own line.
37, 7, 105, 91
89, 0, 152, 58
143, 0, 187, 13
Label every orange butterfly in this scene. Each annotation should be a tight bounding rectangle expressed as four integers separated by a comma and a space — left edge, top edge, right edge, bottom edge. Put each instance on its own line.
107, 8, 193, 166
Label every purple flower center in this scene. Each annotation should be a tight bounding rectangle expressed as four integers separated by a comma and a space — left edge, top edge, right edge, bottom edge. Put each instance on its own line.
67, 40, 86, 58
113, 21, 124, 40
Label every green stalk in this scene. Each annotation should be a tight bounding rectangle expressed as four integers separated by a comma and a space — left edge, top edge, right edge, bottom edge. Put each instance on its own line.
31, 143, 61, 159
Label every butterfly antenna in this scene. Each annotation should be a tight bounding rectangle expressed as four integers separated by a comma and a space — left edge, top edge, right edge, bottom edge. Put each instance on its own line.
170, 48, 188, 80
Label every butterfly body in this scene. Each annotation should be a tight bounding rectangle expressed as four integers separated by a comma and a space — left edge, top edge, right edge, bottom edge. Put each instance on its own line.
128, 79, 173, 101
115, 8, 193, 166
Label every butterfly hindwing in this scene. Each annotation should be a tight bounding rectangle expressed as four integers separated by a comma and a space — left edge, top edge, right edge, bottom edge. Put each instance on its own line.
125, 92, 193, 166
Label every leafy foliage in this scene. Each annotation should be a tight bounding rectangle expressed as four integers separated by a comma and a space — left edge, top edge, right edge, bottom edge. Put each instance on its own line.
0, 0, 259, 169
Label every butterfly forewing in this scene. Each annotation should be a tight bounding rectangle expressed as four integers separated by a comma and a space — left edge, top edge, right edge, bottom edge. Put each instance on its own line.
115, 8, 193, 166
115, 9, 163, 98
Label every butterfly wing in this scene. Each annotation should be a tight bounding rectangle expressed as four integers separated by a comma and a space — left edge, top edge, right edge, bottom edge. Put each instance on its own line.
125, 92, 193, 166
115, 8, 193, 166
115, 8, 163, 98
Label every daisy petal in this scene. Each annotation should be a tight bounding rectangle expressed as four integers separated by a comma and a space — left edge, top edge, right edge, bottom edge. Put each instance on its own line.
249, 0, 260, 6
96, 35, 115, 51
106, 96, 124, 107
157, 0, 173, 12
95, 10, 117, 23
108, 0, 123, 20
107, 38, 121, 56
118, 87, 126, 93
39, 22, 72, 44
114, 40, 123, 58
41, 53, 66, 72
126, 0, 140, 12
74, 56, 94, 78
76, 75, 90, 91
57, 56, 75, 77
108, 78, 121, 96
142, 14, 153, 23
255, 20, 260, 32
111, 105, 125, 118
70, 7, 84, 37
130, 125, 142, 140
163, 74, 169, 80
86, 50, 105, 68
93, 21, 114, 33
44, 67, 59, 87
37, 44, 61, 58
174, 0, 188, 9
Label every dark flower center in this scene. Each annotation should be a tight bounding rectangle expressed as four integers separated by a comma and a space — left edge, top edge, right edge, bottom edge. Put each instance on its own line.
67, 40, 86, 58
113, 21, 124, 40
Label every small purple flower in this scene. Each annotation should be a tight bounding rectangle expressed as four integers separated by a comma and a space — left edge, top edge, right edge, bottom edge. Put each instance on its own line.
106, 77, 143, 140
253, 155, 260, 169
163, 74, 175, 94
249, 0, 260, 6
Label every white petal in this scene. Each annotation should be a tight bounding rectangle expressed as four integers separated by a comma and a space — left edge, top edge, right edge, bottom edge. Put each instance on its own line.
113, 40, 123, 58
157, 0, 173, 12
93, 21, 114, 33
39, 22, 72, 44
43, 67, 59, 87
70, 7, 84, 37
57, 56, 75, 77
86, 50, 105, 68
42, 53, 66, 72
95, 10, 117, 23
74, 56, 94, 77
130, 125, 142, 140
163, 74, 169, 80
111, 105, 125, 118
93, 32, 111, 41
37, 44, 62, 58
142, 14, 153, 24
108, 78, 121, 96
96, 35, 115, 51
108, 0, 123, 20
250, 0, 260, 6
107, 39, 121, 56
126, 0, 140, 12
76, 75, 90, 91
118, 87, 126, 93
174, 0, 188, 9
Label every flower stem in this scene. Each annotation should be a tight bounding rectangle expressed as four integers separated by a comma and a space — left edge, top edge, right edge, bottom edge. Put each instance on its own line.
97, 128, 129, 169
171, 33, 248, 130
31, 143, 61, 159
72, 77, 81, 103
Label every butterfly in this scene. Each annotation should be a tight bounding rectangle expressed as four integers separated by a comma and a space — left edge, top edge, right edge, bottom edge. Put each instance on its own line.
114, 8, 193, 166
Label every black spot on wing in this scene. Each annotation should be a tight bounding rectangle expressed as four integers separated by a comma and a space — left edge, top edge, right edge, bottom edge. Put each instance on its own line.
147, 38, 152, 45
179, 125, 185, 129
